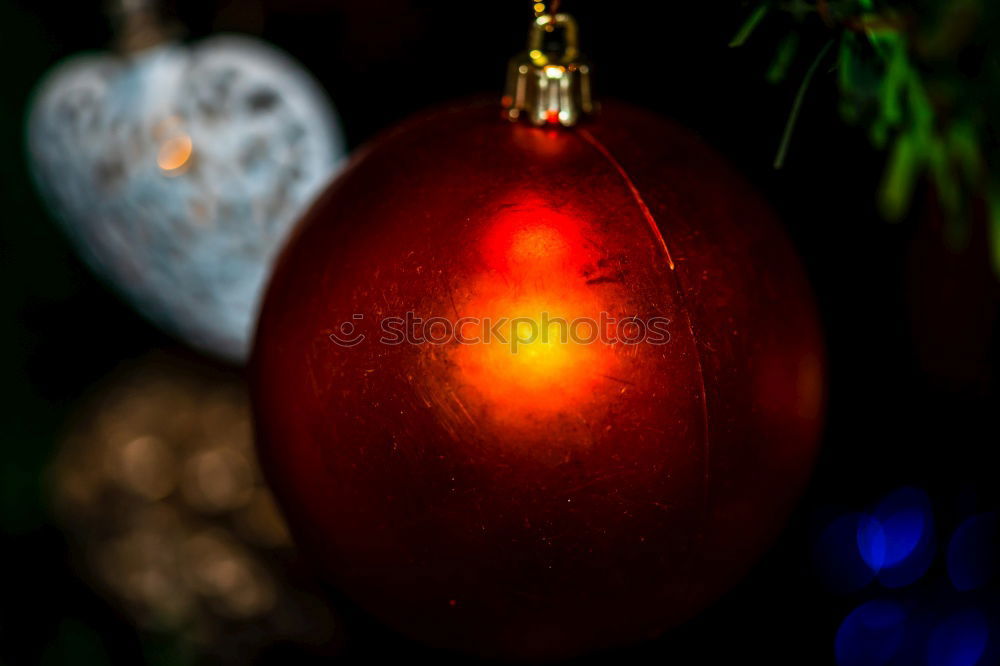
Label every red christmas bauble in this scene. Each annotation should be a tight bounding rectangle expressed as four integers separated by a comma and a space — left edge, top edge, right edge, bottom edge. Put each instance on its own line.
252, 99, 825, 660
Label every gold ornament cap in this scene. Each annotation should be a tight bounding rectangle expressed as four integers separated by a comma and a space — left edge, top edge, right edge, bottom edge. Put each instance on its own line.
503, 12, 594, 127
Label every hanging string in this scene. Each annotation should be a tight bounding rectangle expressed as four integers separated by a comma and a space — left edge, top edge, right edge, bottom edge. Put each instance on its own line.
114, 0, 171, 53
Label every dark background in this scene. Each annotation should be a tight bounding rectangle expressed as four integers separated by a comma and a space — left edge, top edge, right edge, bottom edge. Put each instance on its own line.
1, 0, 997, 664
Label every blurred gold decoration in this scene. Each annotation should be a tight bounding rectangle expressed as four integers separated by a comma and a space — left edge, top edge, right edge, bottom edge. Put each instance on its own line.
49, 352, 340, 661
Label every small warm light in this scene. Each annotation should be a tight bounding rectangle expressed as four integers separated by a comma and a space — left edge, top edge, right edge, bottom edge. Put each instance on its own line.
157, 134, 193, 174
533, 2, 546, 14
116, 435, 176, 500
181, 447, 254, 512
544, 64, 564, 78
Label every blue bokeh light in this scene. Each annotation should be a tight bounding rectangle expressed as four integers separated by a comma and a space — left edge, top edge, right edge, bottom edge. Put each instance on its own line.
857, 515, 888, 571
864, 487, 935, 588
835, 600, 907, 666
947, 513, 998, 592
874, 508, 925, 567
816, 512, 880, 593
926, 609, 989, 666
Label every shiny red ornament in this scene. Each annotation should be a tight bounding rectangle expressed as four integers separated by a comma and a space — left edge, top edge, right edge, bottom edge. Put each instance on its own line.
252, 99, 825, 660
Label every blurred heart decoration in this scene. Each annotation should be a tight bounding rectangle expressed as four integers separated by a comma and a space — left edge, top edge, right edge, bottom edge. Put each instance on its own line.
26, 0, 345, 362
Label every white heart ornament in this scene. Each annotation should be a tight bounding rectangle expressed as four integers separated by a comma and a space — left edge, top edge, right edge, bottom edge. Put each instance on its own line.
28, 35, 345, 362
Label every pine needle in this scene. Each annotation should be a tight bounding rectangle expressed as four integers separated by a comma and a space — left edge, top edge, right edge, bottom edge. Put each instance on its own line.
774, 39, 835, 170
730, 5, 769, 48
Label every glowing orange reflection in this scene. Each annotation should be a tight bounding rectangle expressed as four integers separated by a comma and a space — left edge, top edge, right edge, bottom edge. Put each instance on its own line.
157, 134, 193, 174
451, 197, 617, 417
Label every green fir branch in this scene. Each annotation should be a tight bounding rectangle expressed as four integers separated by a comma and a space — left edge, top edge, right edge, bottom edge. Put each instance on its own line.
732, 0, 1000, 274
